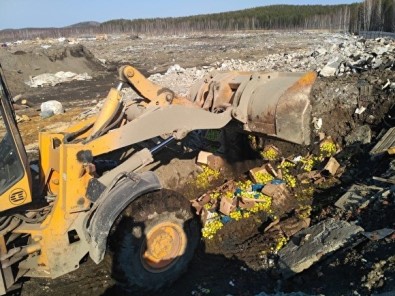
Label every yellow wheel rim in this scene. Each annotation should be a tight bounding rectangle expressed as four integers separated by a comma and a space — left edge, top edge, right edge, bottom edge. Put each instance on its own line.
140, 222, 187, 273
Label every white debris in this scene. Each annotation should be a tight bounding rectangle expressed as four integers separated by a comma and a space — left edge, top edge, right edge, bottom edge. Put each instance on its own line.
26, 71, 92, 88
382, 79, 391, 90
355, 106, 366, 115
312, 117, 323, 130
15, 114, 30, 123
293, 156, 303, 162
40, 100, 64, 115
320, 56, 343, 77
166, 64, 185, 74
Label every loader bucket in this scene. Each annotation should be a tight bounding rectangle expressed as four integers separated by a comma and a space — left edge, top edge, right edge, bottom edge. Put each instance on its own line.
188, 71, 317, 145
239, 72, 317, 145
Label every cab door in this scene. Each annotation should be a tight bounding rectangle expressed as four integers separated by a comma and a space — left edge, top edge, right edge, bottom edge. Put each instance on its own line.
0, 66, 32, 211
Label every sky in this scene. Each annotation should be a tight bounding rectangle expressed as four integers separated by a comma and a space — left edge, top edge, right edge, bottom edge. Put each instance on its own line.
0, 0, 362, 30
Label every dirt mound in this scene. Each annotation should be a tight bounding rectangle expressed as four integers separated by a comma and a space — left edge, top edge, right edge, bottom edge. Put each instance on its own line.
311, 69, 395, 146
0, 44, 105, 95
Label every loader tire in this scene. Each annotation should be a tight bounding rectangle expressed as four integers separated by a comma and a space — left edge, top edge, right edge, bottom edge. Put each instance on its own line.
107, 189, 201, 293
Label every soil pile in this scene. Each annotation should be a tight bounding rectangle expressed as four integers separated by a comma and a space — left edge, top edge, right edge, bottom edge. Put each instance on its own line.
0, 44, 105, 95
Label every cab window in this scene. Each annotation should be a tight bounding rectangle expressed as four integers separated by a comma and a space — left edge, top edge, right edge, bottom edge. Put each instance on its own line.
0, 99, 24, 194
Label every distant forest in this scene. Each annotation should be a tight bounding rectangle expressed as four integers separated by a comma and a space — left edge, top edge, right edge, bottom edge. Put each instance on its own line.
0, 0, 394, 41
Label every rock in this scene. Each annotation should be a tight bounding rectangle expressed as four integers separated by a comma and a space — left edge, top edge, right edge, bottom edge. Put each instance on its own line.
311, 47, 327, 57
372, 46, 389, 56
334, 184, 372, 210
278, 219, 363, 278
41, 100, 64, 115
40, 110, 54, 119
166, 64, 185, 74
345, 125, 371, 145
372, 58, 383, 69
320, 56, 343, 77
363, 228, 395, 241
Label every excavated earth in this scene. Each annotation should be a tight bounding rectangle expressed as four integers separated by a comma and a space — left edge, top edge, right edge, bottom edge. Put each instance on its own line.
0, 31, 394, 295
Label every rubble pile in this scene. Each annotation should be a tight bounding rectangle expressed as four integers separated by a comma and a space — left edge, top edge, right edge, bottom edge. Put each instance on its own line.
214, 35, 395, 77
142, 34, 394, 97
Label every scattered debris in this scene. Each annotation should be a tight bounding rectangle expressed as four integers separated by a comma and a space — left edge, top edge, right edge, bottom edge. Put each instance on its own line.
312, 117, 322, 130
370, 127, 395, 155
345, 125, 372, 145
26, 71, 92, 88
265, 216, 311, 238
355, 106, 366, 114
320, 56, 342, 77
196, 151, 213, 165
363, 228, 395, 241
278, 219, 363, 279
15, 114, 30, 123
166, 64, 185, 74
196, 151, 228, 171
372, 176, 395, 185
334, 184, 376, 211
362, 257, 395, 291
322, 157, 340, 176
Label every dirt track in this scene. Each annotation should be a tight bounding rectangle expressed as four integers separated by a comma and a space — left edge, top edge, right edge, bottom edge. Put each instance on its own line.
0, 31, 394, 295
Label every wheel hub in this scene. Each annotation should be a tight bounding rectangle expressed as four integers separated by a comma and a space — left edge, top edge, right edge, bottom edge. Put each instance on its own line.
141, 222, 186, 273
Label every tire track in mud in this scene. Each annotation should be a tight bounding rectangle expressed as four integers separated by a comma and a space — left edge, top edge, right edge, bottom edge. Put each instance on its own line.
20, 259, 114, 296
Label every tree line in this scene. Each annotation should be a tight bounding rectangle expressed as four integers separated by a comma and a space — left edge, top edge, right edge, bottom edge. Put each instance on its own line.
0, 1, 394, 42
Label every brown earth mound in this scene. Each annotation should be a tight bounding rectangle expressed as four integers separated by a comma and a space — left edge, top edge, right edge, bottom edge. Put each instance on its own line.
0, 44, 105, 95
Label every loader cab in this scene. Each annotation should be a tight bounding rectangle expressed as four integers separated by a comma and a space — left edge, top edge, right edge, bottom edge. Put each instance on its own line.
0, 65, 32, 211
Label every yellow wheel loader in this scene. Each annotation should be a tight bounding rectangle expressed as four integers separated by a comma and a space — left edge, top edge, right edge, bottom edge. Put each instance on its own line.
0, 64, 316, 294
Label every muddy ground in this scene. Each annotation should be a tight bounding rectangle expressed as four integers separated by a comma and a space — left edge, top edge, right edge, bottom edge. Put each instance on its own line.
0, 31, 394, 295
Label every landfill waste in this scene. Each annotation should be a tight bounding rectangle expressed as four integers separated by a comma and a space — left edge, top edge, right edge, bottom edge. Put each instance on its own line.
194, 137, 342, 247
26, 71, 92, 88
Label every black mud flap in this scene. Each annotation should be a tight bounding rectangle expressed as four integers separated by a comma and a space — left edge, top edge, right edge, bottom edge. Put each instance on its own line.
87, 171, 161, 263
